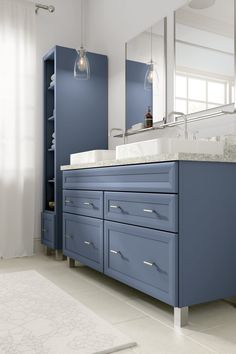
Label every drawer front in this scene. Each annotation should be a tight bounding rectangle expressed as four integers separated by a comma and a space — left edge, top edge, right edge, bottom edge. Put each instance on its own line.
63, 162, 178, 193
104, 192, 178, 233
41, 212, 55, 248
63, 190, 103, 219
104, 221, 178, 306
63, 213, 103, 272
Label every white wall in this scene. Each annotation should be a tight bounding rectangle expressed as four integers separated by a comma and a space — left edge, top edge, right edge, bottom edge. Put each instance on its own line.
86, 0, 187, 148
32, 0, 81, 241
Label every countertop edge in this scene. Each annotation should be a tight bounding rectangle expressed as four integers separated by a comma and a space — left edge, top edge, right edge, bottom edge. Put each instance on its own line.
60, 152, 236, 171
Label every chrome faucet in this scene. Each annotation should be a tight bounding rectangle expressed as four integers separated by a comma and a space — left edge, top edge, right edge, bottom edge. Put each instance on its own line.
168, 111, 188, 140
109, 128, 126, 144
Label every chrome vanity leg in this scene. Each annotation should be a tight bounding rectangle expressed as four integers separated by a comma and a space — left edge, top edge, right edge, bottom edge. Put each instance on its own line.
67, 257, 75, 268
174, 307, 189, 327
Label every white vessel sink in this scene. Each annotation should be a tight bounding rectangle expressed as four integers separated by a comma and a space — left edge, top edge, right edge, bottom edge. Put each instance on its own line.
116, 138, 224, 160
70, 150, 116, 165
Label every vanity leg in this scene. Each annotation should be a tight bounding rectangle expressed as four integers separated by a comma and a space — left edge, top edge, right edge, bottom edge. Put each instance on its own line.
174, 307, 189, 328
44, 246, 52, 256
67, 257, 75, 268
55, 249, 63, 261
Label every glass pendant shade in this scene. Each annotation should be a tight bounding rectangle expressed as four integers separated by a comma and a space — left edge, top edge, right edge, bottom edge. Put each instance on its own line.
144, 62, 158, 90
74, 47, 90, 80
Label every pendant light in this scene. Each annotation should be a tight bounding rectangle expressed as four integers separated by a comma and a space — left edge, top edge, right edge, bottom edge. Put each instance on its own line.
74, 0, 90, 79
144, 27, 158, 90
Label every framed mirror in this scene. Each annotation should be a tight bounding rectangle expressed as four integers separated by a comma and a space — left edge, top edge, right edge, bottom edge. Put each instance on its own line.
175, 0, 235, 116
125, 18, 166, 130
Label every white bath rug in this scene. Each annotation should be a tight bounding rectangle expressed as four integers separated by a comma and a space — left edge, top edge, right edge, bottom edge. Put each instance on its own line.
0, 270, 136, 354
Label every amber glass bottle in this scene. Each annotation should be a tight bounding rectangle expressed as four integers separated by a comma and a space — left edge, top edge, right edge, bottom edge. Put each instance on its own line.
145, 106, 153, 128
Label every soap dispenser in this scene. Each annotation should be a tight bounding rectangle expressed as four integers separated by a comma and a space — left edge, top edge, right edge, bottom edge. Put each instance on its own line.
145, 106, 153, 128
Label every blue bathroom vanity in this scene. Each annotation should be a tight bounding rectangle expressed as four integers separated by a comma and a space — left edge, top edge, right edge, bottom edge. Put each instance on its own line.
61, 160, 236, 326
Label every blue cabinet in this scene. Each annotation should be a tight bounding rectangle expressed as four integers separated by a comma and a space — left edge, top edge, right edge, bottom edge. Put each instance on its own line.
104, 192, 178, 233
41, 211, 55, 248
62, 161, 179, 307
62, 160, 236, 316
63, 162, 178, 193
63, 190, 103, 219
104, 221, 178, 306
63, 213, 103, 272
42, 46, 108, 251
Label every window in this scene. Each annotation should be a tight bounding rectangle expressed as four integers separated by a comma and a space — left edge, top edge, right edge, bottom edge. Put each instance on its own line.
175, 72, 234, 115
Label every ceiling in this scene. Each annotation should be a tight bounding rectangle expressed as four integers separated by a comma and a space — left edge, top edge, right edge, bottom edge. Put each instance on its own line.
177, 0, 234, 37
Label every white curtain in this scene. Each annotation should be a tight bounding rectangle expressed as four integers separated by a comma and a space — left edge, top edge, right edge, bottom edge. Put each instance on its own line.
0, 0, 36, 258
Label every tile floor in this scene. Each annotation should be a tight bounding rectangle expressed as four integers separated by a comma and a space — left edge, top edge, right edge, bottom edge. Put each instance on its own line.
1, 253, 236, 354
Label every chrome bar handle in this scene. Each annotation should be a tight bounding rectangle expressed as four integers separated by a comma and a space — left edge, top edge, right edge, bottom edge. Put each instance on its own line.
110, 249, 119, 255
110, 205, 120, 209
65, 199, 72, 204
65, 234, 73, 239
84, 241, 91, 245
83, 202, 94, 208
143, 261, 154, 267
143, 209, 154, 213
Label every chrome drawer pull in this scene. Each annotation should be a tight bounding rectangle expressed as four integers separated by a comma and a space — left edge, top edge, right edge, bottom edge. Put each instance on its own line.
65, 234, 73, 239
110, 249, 119, 255
84, 241, 91, 245
110, 205, 120, 209
143, 261, 154, 267
143, 209, 154, 213
83, 202, 94, 207
65, 199, 72, 204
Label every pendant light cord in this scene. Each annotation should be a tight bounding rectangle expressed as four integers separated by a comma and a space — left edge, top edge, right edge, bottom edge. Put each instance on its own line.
81, 0, 84, 48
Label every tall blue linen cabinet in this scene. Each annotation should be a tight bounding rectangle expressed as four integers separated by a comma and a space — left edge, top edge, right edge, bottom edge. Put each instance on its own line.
41, 46, 108, 255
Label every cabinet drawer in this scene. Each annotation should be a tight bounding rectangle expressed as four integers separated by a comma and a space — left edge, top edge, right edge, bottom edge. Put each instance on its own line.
104, 221, 178, 306
41, 212, 55, 248
63, 190, 103, 219
63, 162, 178, 193
104, 192, 178, 233
63, 213, 103, 272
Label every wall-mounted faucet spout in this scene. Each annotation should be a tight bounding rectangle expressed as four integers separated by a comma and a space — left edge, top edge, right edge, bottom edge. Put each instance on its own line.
167, 111, 188, 139
109, 128, 126, 144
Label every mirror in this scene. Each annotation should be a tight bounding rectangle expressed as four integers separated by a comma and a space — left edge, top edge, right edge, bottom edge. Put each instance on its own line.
125, 18, 166, 130
175, 0, 235, 115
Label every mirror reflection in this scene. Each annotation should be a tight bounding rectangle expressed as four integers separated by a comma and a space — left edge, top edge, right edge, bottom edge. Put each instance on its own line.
175, 0, 235, 115
126, 18, 166, 130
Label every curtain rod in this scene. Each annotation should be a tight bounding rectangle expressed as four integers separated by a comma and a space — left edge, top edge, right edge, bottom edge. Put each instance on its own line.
35, 3, 55, 14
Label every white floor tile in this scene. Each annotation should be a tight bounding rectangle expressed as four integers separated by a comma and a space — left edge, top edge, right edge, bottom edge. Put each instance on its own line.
184, 323, 236, 354
1, 254, 236, 354
116, 317, 217, 354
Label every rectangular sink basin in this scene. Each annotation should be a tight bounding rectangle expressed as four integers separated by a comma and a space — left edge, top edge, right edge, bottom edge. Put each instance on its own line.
116, 138, 224, 160
70, 150, 116, 165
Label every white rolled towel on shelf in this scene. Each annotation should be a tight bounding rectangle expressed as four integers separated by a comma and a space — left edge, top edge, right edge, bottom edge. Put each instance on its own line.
52, 132, 55, 138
